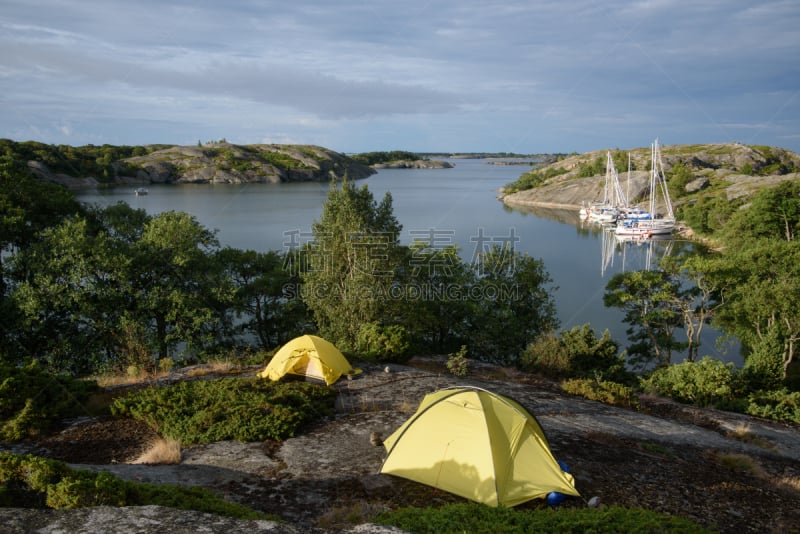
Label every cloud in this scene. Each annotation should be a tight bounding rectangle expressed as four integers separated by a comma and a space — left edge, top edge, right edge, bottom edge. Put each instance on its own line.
0, 0, 798, 152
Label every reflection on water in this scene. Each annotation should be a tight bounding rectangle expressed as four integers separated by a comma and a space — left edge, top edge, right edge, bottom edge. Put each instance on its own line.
601, 230, 675, 277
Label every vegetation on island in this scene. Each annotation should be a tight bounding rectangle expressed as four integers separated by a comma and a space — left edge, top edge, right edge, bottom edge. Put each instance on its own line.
503, 165, 570, 194
1, 140, 800, 527
350, 150, 424, 165
0, 138, 369, 185
0, 138, 165, 182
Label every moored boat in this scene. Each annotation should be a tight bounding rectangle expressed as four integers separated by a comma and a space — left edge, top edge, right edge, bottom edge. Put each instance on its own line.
615, 139, 674, 236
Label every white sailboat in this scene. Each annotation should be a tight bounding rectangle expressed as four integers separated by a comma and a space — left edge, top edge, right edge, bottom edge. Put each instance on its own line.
585, 151, 627, 223
618, 152, 652, 222
615, 139, 674, 237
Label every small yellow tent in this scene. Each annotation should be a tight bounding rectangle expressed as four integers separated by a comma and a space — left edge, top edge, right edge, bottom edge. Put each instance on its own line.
257, 335, 352, 386
380, 386, 579, 507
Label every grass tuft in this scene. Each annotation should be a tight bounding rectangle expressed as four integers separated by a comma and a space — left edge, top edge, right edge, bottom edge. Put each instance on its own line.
130, 437, 182, 465
726, 423, 776, 450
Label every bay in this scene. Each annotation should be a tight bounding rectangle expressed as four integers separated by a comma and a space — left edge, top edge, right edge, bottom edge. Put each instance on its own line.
76, 159, 738, 365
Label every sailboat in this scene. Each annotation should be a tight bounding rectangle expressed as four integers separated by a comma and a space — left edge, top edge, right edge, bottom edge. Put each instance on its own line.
584, 151, 627, 223
618, 152, 651, 221
615, 139, 674, 237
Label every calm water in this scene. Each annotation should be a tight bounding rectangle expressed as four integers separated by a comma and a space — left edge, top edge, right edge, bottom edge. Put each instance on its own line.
76, 159, 738, 364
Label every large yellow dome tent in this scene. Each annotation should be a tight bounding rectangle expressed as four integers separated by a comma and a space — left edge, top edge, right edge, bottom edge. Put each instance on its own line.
257, 335, 353, 386
380, 386, 579, 507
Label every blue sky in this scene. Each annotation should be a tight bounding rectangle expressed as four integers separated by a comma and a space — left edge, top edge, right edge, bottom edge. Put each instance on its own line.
2, 0, 799, 153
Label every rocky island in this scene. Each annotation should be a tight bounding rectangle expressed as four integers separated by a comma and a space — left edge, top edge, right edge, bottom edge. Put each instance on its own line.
370, 159, 453, 169
16, 141, 376, 189
499, 142, 800, 213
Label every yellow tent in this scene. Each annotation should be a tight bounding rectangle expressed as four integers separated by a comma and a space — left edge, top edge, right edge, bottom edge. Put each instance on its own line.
257, 335, 353, 386
380, 386, 579, 507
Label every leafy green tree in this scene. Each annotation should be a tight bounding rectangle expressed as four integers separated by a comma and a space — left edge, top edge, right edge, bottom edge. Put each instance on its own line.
301, 181, 404, 351
215, 247, 309, 349
722, 180, 800, 243
467, 244, 558, 364
0, 160, 81, 298
742, 327, 785, 391
604, 270, 686, 368
398, 242, 474, 354
665, 255, 724, 362
702, 238, 800, 382
678, 194, 739, 236
132, 211, 233, 361
87, 202, 150, 244
9, 217, 130, 372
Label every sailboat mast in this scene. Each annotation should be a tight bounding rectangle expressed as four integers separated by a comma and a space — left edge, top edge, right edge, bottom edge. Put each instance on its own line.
626, 152, 631, 209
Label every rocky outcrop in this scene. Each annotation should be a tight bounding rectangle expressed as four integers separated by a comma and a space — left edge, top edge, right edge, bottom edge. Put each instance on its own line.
27, 160, 104, 190
4, 359, 799, 533
0, 507, 407, 534
27, 143, 375, 189
126, 143, 375, 185
684, 177, 710, 194
0, 506, 297, 534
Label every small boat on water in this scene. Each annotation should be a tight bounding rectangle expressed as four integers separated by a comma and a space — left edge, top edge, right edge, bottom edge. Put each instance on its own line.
134, 187, 149, 196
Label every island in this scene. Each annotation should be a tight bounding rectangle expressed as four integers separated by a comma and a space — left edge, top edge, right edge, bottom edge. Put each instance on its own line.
1, 139, 375, 189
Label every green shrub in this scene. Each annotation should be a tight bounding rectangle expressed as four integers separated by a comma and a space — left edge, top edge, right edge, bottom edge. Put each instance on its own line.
0, 452, 269, 519
641, 357, 738, 407
678, 194, 739, 236
376, 502, 710, 533
110, 378, 335, 445
350, 151, 421, 166
577, 155, 605, 178
446, 346, 469, 377
258, 150, 308, 169
561, 378, 640, 410
741, 329, 784, 391
519, 332, 565, 374
46, 470, 127, 508
502, 166, 569, 194
521, 326, 633, 384
158, 357, 175, 374
745, 389, 800, 424
356, 323, 411, 363
667, 161, 695, 198
0, 363, 99, 441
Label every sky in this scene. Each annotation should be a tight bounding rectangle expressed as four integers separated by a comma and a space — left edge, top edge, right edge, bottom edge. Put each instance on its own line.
1, 0, 799, 154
